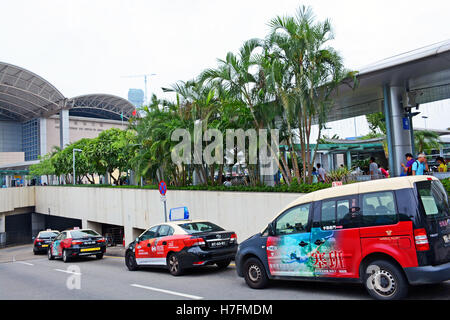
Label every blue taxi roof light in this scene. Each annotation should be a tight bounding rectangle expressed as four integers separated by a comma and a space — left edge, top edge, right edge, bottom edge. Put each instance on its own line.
169, 207, 189, 221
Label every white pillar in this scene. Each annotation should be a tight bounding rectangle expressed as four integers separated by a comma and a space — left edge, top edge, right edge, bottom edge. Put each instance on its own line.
59, 109, 70, 149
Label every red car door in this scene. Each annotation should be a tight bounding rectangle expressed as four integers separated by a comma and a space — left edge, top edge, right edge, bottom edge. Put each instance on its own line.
310, 195, 362, 279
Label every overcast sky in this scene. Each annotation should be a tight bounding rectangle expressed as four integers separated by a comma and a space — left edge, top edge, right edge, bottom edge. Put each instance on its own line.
1, 0, 449, 137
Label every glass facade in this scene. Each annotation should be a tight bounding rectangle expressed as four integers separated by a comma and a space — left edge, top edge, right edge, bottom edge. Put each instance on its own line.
22, 119, 40, 161
128, 88, 144, 108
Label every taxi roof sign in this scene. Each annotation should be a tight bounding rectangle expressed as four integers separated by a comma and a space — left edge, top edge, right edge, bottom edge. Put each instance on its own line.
169, 207, 189, 221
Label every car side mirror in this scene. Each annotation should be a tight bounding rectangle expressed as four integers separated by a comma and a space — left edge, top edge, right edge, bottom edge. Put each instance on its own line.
267, 223, 275, 236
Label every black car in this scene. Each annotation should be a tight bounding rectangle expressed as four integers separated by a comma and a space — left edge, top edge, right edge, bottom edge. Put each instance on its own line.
47, 228, 107, 262
125, 220, 238, 276
33, 230, 60, 254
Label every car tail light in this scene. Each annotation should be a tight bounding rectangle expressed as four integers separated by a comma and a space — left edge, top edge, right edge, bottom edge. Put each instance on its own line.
414, 228, 430, 251
230, 233, 237, 243
71, 240, 83, 246
193, 261, 204, 265
97, 238, 106, 243
183, 237, 205, 247
34, 238, 43, 244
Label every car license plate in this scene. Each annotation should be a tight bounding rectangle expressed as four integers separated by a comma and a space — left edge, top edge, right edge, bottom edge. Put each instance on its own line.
210, 241, 226, 248
80, 247, 100, 252
85, 241, 96, 245
41, 244, 48, 247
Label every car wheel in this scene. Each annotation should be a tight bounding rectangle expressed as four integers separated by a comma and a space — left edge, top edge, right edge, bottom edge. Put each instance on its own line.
62, 249, 70, 263
96, 253, 104, 259
48, 248, 54, 260
216, 259, 232, 269
33, 250, 38, 255
167, 253, 184, 276
125, 251, 138, 271
363, 260, 408, 300
244, 257, 269, 289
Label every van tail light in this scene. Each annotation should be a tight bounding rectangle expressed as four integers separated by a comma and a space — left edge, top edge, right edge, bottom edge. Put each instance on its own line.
71, 240, 83, 246
230, 233, 237, 243
414, 228, 430, 251
183, 237, 206, 247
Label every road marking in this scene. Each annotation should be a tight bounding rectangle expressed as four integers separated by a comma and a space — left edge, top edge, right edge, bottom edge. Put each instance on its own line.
54, 269, 82, 276
131, 284, 203, 300
15, 261, 34, 266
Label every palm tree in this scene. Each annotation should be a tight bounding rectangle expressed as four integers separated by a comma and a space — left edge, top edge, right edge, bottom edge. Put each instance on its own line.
415, 130, 442, 154
267, 6, 356, 183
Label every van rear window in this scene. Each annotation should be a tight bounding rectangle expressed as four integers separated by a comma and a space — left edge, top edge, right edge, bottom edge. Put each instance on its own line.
416, 181, 449, 218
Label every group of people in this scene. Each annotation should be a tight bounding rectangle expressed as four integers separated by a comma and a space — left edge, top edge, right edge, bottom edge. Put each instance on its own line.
400, 153, 447, 176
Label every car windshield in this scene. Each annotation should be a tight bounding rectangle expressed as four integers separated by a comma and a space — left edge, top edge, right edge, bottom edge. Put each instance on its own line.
39, 232, 59, 238
178, 222, 224, 234
70, 229, 101, 239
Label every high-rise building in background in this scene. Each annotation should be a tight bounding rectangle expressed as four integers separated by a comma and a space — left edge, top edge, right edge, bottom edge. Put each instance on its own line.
128, 89, 144, 108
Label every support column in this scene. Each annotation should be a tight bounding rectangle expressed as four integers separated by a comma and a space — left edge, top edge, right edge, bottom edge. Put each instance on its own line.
347, 151, 352, 170
59, 109, 70, 149
389, 86, 413, 177
0, 214, 5, 247
39, 118, 47, 156
82, 220, 103, 235
0, 213, 5, 233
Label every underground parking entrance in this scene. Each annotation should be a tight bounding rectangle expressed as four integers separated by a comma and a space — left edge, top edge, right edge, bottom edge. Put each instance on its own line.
1, 212, 82, 247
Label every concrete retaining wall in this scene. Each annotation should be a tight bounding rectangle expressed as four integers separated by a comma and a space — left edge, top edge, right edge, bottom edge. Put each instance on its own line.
1, 186, 303, 244
0, 187, 35, 214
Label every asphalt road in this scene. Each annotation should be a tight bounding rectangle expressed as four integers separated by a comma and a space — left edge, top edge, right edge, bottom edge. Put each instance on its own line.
0, 245, 449, 300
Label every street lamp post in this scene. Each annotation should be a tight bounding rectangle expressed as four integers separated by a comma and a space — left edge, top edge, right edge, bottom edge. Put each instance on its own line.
73, 148, 82, 185
422, 116, 428, 130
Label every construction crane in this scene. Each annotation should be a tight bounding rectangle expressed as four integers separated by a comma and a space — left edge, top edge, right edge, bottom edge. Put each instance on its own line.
121, 73, 156, 105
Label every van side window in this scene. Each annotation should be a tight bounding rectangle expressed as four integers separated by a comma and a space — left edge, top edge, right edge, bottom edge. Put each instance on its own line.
321, 201, 336, 228
275, 203, 310, 235
320, 197, 358, 229
361, 191, 397, 227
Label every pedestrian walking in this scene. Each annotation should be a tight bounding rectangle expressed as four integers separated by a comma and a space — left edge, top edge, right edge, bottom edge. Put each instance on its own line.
401, 153, 415, 176
369, 157, 379, 179
317, 163, 327, 183
412, 153, 429, 176
312, 167, 319, 184
437, 156, 448, 172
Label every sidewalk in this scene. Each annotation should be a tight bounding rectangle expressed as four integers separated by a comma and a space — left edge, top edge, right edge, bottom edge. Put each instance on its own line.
0, 244, 38, 263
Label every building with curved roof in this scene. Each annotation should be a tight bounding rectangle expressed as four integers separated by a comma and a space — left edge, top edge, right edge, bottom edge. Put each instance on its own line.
0, 61, 136, 185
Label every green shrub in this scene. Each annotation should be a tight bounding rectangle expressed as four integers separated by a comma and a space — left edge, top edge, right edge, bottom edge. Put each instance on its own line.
441, 178, 450, 195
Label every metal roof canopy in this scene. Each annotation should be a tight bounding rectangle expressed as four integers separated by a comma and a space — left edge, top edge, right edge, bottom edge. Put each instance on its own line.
0, 62, 65, 121
0, 62, 135, 122
68, 94, 135, 121
327, 39, 450, 122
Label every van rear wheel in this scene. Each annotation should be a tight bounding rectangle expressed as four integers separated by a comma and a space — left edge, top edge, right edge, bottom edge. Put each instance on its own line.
363, 260, 408, 300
